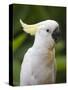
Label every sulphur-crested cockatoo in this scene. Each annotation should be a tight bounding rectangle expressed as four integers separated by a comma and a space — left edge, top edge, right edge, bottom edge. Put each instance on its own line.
20, 19, 60, 86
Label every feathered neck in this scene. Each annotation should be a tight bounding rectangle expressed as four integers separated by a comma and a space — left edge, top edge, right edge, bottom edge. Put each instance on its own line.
33, 33, 55, 51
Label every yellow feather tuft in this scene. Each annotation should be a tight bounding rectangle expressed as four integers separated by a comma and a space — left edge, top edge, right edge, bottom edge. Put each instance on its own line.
20, 19, 37, 35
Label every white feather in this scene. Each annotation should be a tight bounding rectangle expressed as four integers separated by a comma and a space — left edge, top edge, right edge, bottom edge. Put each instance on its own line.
20, 20, 59, 85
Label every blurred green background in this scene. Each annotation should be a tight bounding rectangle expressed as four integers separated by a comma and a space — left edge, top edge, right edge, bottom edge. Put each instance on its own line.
12, 4, 66, 86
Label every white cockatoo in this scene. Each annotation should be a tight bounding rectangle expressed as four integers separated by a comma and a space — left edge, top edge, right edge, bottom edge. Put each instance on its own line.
20, 19, 60, 86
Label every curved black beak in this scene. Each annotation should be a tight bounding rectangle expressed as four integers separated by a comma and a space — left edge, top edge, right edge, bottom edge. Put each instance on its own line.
52, 29, 60, 42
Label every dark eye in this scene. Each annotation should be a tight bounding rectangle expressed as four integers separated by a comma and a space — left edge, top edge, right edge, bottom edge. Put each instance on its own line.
46, 29, 49, 32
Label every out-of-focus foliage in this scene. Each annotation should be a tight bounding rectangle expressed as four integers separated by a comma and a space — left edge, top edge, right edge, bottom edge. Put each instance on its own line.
12, 4, 66, 86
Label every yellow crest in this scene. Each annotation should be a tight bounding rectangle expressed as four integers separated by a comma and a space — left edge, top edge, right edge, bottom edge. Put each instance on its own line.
20, 19, 37, 35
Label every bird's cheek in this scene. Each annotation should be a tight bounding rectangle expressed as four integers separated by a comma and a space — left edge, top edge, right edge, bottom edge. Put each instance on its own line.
49, 36, 55, 49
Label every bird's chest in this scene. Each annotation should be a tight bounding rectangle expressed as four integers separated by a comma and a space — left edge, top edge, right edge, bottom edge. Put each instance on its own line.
31, 49, 54, 68
47, 49, 55, 66
31, 49, 55, 83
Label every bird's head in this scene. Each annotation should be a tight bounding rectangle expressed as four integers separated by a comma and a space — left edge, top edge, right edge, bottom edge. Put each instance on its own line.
36, 20, 60, 42
20, 19, 60, 49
